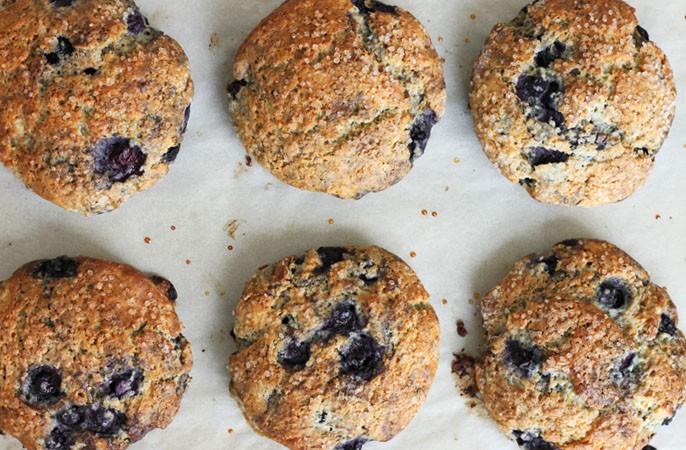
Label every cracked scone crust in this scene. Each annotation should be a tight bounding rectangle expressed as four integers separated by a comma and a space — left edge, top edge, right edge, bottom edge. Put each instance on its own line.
470, 0, 676, 207
0, 256, 192, 450
228, 0, 446, 199
0, 0, 193, 214
229, 246, 439, 450
476, 239, 686, 450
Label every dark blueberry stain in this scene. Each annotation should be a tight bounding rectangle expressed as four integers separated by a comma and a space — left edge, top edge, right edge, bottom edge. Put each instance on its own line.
335, 437, 370, 450
45, 37, 75, 65
535, 254, 558, 275
176, 373, 190, 395
535, 40, 566, 68
82, 405, 126, 435
182, 104, 191, 134
92, 137, 147, 182
525, 147, 569, 167
22, 365, 62, 406
634, 147, 650, 156
339, 333, 384, 381
277, 340, 311, 371
352, 0, 397, 14
161, 145, 181, 163
32, 256, 79, 279
172, 334, 187, 351
49, 0, 75, 6
611, 352, 639, 389
44, 427, 74, 450
633, 25, 650, 47
317, 410, 327, 423
104, 369, 143, 399
320, 302, 362, 340
126, 11, 148, 34
316, 247, 348, 273
596, 278, 630, 309
408, 108, 438, 162
515, 75, 565, 127
504, 340, 544, 378
642, 446, 657, 450
150, 275, 178, 301
658, 314, 677, 337
662, 415, 673, 426
227, 79, 248, 99
569, 68, 581, 76
513, 430, 559, 450
83, 67, 97, 75
560, 239, 580, 247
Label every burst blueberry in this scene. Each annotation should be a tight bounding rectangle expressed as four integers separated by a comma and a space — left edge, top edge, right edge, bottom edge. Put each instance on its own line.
32, 256, 79, 279
104, 369, 144, 399
92, 137, 147, 182
535, 41, 566, 68
513, 430, 559, 450
56, 405, 87, 428
316, 247, 347, 273
535, 254, 558, 275
320, 302, 362, 340
21, 365, 62, 406
126, 11, 147, 34
277, 340, 311, 370
596, 279, 630, 309
352, 0, 397, 14
82, 405, 126, 435
227, 79, 248, 99
408, 108, 438, 161
339, 333, 384, 381
44, 427, 74, 450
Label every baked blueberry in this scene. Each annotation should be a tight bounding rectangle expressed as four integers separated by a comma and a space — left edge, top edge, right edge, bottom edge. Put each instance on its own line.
316, 247, 347, 273
182, 105, 191, 133
334, 437, 370, 450
92, 137, 147, 182
408, 108, 438, 161
596, 279, 630, 309
658, 314, 677, 337
320, 302, 362, 340
534, 254, 558, 275
535, 41, 566, 68
44, 427, 75, 450
32, 256, 79, 279
339, 333, 384, 381
21, 365, 62, 406
83, 405, 126, 435
504, 340, 544, 378
104, 369, 144, 399
56, 405, 87, 428
633, 25, 649, 47
525, 147, 569, 167
513, 430, 559, 450
277, 340, 311, 370
352, 0, 397, 15
150, 275, 178, 301
227, 79, 248, 99
125, 11, 147, 34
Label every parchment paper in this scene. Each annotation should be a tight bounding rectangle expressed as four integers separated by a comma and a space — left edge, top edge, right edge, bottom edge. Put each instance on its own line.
1, 0, 686, 448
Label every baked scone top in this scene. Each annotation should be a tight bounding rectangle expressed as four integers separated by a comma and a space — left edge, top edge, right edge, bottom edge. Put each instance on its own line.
229, 0, 446, 199
230, 246, 439, 450
0, 256, 192, 450
470, 0, 675, 207
0, 0, 193, 214
476, 239, 686, 449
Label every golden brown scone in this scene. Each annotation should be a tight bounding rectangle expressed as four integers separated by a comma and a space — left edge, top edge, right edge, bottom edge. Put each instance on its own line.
0, 256, 192, 449
0, 0, 193, 214
470, 0, 676, 207
228, 0, 446, 199
229, 246, 440, 450
475, 239, 686, 450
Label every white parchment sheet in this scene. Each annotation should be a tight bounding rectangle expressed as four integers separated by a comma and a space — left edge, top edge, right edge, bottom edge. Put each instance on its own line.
2, 0, 686, 449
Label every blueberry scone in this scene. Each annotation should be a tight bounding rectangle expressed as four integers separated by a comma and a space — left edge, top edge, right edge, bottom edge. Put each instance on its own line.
0, 256, 192, 449
476, 239, 686, 449
0, 0, 193, 214
229, 246, 440, 450
228, 0, 446, 199
470, 0, 676, 207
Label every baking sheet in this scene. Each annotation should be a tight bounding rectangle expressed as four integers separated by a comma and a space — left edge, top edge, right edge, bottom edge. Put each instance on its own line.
2, 0, 686, 448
